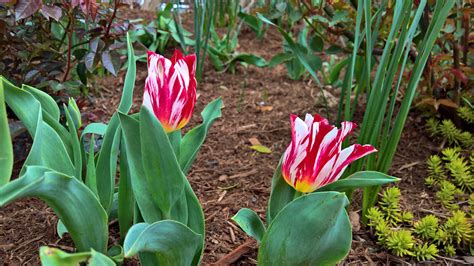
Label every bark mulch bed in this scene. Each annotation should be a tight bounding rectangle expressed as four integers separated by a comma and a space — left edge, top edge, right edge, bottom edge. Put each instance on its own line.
0, 7, 456, 265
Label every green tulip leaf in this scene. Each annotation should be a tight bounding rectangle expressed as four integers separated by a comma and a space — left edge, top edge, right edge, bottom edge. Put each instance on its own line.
95, 33, 136, 213
317, 171, 399, 192
81, 123, 108, 139
0, 78, 13, 185
39, 247, 114, 266
232, 208, 266, 243
22, 84, 60, 124
124, 220, 202, 266
139, 107, 186, 218
23, 113, 75, 177
180, 98, 222, 174
57, 219, 68, 238
118, 32, 136, 114
1, 76, 42, 138
259, 192, 351, 265
0, 166, 108, 252
118, 113, 163, 223
95, 114, 121, 212
267, 158, 295, 223
118, 140, 135, 239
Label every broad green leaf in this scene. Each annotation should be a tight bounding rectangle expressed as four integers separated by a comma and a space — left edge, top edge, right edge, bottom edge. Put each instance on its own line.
2, 76, 41, 136
118, 140, 135, 240
309, 35, 324, 52
2, 77, 72, 159
267, 159, 295, 223
118, 33, 136, 113
250, 145, 272, 154
329, 58, 349, 84
118, 113, 162, 223
0, 166, 108, 252
95, 115, 120, 212
179, 98, 222, 174
89, 249, 116, 266
317, 171, 399, 192
0, 79, 12, 185
228, 54, 267, 68
268, 52, 294, 68
258, 13, 322, 86
63, 104, 82, 179
259, 192, 351, 265
57, 220, 68, 238
39, 247, 114, 266
182, 182, 205, 265
23, 114, 75, 177
123, 221, 202, 266
39, 247, 90, 266
85, 135, 98, 195
139, 107, 186, 218
67, 98, 82, 129
232, 208, 266, 243
22, 84, 60, 122
81, 123, 107, 139
95, 33, 136, 212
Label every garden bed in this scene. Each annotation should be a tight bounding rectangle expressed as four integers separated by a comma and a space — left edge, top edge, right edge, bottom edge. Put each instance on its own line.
0, 7, 465, 265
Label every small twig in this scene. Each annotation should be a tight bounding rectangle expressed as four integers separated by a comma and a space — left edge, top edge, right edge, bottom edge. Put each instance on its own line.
436, 255, 470, 264
213, 239, 256, 265
419, 208, 449, 218
62, 11, 74, 82
105, 0, 119, 37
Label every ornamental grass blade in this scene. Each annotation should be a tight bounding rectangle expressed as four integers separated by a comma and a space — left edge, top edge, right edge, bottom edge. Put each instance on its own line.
124, 221, 202, 266
0, 166, 108, 252
259, 192, 351, 265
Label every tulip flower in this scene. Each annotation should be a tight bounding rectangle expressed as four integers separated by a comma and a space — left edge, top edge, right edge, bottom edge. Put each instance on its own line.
282, 114, 377, 193
143, 50, 197, 133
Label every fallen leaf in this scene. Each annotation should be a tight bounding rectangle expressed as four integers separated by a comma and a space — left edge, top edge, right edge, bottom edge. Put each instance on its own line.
248, 137, 261, 146
250, 145, 272, 154
256, 105, 273, 112
349, 211, 360, 232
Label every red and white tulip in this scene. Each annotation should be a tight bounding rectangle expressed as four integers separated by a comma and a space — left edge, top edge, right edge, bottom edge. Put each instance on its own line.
282, 114, 377, 193
143, 50, 197, 133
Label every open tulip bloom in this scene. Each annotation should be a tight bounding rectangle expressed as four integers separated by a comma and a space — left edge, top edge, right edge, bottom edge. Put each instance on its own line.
282, 114, 377, 193
143, 49, 197, 133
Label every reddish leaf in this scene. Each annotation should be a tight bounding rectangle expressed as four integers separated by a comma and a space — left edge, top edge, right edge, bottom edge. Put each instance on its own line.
15, 0, 42, 20
40, 5, 62, 21
451, 69, 468, 86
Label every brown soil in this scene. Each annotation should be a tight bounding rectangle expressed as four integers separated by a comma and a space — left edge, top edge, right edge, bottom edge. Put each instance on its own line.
0, 7, 460, 266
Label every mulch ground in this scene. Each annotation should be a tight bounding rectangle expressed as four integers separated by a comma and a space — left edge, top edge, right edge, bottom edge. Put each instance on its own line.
0, 7, 461, 265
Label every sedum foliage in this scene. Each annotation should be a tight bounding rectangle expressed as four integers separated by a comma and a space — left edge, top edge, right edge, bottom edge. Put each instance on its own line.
380, 187, 402, 225
386, 230, 415, 257
457, 106, 474, 124
427, 118, 474, 148
367, 186, 473, 261
413, 243, 438, 261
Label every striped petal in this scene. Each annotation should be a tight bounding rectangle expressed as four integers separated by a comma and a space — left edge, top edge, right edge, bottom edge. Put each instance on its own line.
281, 114, 377, 193
143, 50, 197, 132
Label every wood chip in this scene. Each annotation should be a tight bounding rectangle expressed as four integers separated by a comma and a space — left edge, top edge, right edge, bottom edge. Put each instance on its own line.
248, 137, 261, 146
217, 190, 227, 202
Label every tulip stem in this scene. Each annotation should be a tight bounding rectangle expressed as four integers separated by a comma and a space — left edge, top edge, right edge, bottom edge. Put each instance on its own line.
293, 191, 303, 200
